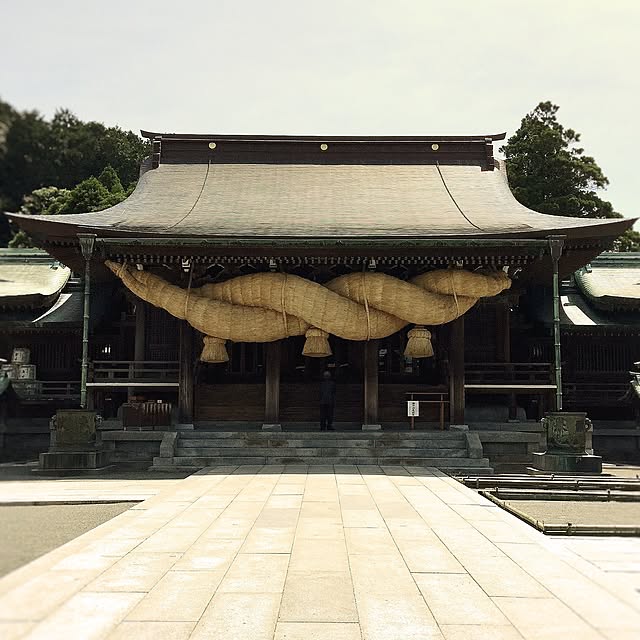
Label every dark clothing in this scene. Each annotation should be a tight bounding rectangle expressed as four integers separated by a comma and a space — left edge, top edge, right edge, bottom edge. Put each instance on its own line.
319, 379, 336, 431
320, 403, 334, 431
319, 380, 336, 406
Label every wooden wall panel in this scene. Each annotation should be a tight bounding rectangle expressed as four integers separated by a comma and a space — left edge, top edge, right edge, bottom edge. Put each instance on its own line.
195, 383, 265, 422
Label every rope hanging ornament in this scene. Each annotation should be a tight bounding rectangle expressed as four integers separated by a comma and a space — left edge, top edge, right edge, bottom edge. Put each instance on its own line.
404, 326, 434, 358
201, 336, 229, 363
302, 327, 332, 357
185, 259, 232, 364
105, 261, 511, 363
362, 271, 372, 341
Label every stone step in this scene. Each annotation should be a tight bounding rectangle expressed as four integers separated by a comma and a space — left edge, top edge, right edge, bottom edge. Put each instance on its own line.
175, 446, 468, 458
178, 438, 466, 449
167, 455, 490, 468
182, 431, 465, 441
152, 464, 494, 476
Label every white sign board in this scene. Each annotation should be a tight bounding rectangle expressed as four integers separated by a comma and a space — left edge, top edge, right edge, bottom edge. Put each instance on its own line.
407, 401, 420, 417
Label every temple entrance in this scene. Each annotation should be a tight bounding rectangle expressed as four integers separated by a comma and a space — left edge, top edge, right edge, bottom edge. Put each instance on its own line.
378, 328, 448, 427
194, 329, 449, 429
280, 336, 363, 426
195, 342, 266, 424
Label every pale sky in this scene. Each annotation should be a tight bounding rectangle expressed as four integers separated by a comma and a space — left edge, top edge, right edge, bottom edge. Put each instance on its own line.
1, 0, 638, 221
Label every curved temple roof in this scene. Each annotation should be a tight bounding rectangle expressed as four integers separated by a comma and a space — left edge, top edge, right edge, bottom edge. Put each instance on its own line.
575, 254, 640, 311
0, 249, 70, 309
6, 133, 634, 243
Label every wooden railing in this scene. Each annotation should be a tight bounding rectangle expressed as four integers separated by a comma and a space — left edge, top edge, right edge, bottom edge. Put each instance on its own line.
12, 380, 81, 402
89, 361, 179, 386
465, 362, 553, 385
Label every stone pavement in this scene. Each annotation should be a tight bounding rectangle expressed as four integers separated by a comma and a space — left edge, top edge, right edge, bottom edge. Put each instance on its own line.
0, 465, 639, 640
0, 476, 182, 505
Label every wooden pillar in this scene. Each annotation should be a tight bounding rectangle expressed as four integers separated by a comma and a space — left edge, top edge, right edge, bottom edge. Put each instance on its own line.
362, 339, 381, 430
497, 302, 517, 420
263, 341, 282, 430
449, 316, 465, 425
178, 322, 194, 425
128, 299, 146, 401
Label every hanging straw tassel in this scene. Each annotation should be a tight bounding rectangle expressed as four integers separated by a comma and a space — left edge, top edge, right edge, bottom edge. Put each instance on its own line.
302, 327, 332, 358
201, 336, 229, 363
404, 325, 433, 358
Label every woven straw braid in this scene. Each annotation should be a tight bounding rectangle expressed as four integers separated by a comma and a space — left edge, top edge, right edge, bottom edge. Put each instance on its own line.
106, 261, 509, 345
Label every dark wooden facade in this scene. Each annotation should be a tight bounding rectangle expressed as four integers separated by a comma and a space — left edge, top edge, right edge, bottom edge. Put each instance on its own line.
4, 132, 636, 431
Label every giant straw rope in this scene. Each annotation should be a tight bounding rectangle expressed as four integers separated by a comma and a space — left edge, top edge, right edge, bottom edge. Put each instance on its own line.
106, 261, 510, 362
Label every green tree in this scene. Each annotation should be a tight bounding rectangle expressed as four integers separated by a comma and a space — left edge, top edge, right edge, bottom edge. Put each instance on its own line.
58, 177, 112, 214
0, 101, 148, 212
19, 186, 71, 216
7, 171, 128, 246
98, 164, 124, 195
502, 101, 638, 250
613, 230, 640, 252
8, 229, 32, 249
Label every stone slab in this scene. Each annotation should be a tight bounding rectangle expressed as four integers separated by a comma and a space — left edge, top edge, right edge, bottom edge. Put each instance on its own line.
0, 464, 639, 639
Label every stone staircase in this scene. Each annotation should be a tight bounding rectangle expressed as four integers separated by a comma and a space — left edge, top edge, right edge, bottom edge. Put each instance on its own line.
152, 430, 493, 474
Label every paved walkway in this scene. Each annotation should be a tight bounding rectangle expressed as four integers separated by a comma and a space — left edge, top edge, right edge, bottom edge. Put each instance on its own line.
0, 465, 639, 640
0, 475, 182, 505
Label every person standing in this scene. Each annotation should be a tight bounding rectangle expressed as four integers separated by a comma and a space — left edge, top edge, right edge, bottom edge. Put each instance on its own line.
319, 370, 336, 431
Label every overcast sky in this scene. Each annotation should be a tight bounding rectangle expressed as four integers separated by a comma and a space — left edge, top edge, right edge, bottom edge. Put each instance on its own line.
1, 0, 638, 221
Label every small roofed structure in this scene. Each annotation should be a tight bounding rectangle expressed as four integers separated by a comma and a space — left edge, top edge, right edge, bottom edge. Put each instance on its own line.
575, 253, 640, 311
525, 253, 640, 422
0, 249, 70, 309
0, 250, 83, 454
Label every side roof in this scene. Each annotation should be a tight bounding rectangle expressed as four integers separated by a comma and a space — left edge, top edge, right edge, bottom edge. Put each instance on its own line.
6, 133, 634, 243
0, 249, 70, 309
575, 252, 640, 311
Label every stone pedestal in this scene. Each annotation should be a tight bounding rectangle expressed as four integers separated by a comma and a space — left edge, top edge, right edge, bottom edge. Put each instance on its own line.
531, 452, 602, 473
362, 424, 382, 431
531, 411, 601, 474
39, 409, 110, 472
262, 423, 282, 432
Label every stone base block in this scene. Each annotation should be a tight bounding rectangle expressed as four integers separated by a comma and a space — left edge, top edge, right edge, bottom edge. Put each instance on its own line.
362, 424, 382, 431
531, 451, 602, 474
449, 424, 469, 432
39, 449, 111, 471
262, 423, 282, 432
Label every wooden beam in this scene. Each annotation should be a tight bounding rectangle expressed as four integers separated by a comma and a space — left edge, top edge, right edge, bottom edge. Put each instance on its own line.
263, 340, 282, 430
178, 322, 194, 424
363, 339, 381, 430
450, 316, 465, 425
496, 302, 517, 419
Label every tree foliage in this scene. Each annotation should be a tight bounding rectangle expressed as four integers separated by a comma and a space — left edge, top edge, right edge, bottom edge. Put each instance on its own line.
501, 101, 637, 250
19, 186, 71, 216
0, 98, 148, 246
8, 164, 132, 247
